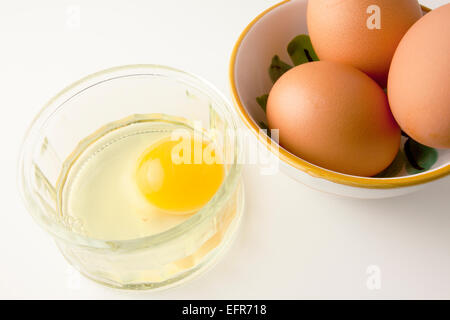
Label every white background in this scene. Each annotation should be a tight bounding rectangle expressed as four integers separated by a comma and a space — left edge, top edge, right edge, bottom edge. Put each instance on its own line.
0, 0, 449, 299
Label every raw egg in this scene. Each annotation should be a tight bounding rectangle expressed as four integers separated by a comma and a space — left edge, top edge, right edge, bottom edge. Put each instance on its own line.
388, 4, 450, 149
307, 0, 422, 87
136, 136, 224, 214
266, 61, 401, 177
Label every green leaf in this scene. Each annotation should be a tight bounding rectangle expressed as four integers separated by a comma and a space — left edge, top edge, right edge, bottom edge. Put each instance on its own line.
256, 94, 269, 113
404, 138, 438, 174
287, 34, 319, 66
259, 121, 268, 130
269, 55, 292, 83
401, 131, 410, 138
258, 121, 271, 138
374, 150, 405, 178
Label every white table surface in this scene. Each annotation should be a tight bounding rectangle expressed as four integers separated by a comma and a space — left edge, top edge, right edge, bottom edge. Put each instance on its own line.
0, 0, 449, 300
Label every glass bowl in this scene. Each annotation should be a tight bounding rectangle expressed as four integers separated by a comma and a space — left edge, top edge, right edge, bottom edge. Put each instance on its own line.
19, 64, 244, 290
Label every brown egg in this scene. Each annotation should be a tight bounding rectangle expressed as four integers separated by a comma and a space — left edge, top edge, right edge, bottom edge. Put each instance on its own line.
388, 4, 450, 149
307, 0, 422, 87
266, 61, 400, 177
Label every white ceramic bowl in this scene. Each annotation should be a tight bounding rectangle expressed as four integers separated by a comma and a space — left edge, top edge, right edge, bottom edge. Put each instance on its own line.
229, 0, 449, 199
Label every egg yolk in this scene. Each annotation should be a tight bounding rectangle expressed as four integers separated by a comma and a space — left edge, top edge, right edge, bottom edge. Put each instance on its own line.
136, 136, 224, 215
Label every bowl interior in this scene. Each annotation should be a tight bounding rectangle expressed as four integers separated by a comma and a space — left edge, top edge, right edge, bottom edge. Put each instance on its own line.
232, 0, 449, 180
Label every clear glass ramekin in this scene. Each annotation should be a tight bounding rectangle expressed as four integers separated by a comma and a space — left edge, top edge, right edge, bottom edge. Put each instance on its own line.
18, 65, 244, 290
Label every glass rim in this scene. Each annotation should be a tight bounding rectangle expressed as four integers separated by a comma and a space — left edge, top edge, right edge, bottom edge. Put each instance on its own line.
18, 64, 243, 252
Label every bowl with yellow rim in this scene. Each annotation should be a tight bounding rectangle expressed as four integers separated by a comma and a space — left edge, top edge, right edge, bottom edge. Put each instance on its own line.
229, 0, 449, 199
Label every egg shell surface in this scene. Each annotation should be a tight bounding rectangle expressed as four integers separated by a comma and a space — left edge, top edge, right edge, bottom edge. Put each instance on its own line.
388, 3, 450, 149
266, 61, 401, 177
307, 0, 423, 87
